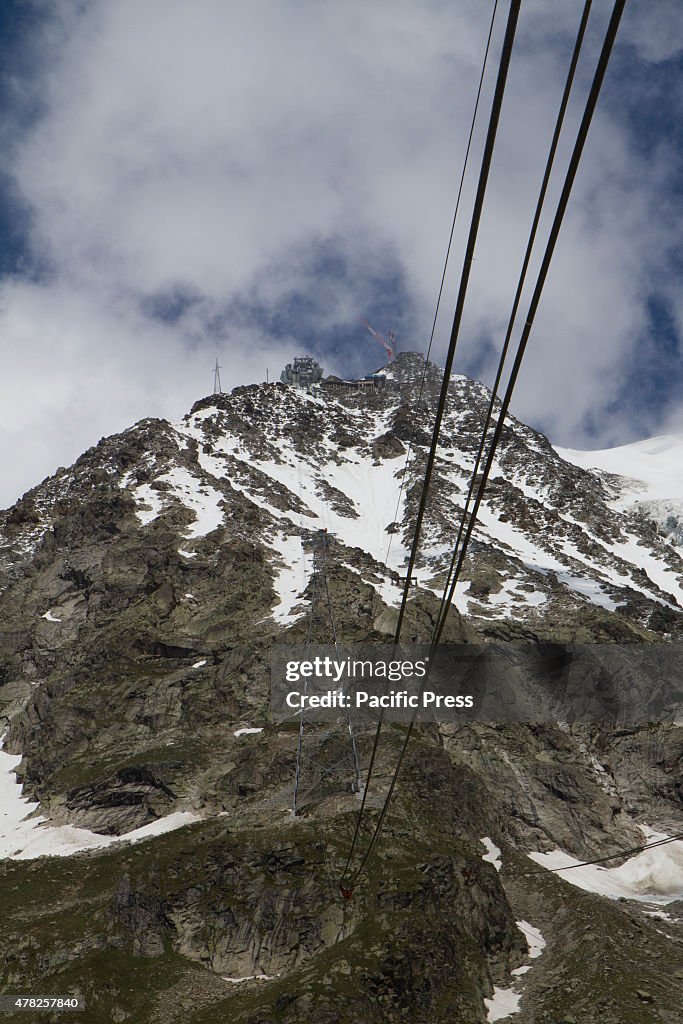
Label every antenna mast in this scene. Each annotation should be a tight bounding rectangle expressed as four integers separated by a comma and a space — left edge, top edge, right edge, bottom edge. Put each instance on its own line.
213, 358, 223, 395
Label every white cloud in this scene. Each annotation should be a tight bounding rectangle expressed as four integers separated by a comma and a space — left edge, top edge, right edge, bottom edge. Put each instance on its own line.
1, 0, 682, 506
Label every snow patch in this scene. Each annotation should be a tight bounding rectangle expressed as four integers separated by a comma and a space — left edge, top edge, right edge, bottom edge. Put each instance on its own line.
234, 727, 263, 737
41, 610, 61, 623
516, 920, 545, 959
222, 975, 273, 984
0, 741, 200, 860
481, 837, 502, 872
129, 468, 225, 538
131, 483, 164, 525
482, 921, 545, 1018
192, 660, 207, 669
270, 531, 308, 625
555, 572, 620, 612
163, 466, 225, 538
484, 987, 521, 1021
643, 909, 676, 922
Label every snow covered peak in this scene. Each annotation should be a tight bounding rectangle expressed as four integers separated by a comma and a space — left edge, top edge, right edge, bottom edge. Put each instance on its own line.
124, 377, 683, 636
556, 435, 683, 501
556, 435, 683, 549
2, 369, 683, 639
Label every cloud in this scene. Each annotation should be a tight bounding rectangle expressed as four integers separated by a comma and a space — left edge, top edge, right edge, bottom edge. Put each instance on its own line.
0, 274, 301, 501
1, 0, 682, 506
619, 0, 683, 63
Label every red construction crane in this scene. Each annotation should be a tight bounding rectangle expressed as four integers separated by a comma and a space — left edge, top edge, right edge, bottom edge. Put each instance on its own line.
360, 319, 397, 363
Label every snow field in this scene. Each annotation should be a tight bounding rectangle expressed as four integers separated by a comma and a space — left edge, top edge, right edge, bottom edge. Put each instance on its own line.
178, 404, 411, 615
269, 532, 310, 625
528, 827, 683, 905
557, 435, 683, 560
130, 482, 164, 525
475, 501, 678, 611
556, 435, 683, 508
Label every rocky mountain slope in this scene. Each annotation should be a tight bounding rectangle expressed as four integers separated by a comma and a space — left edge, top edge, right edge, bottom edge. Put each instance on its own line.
0, 352, 682, 1023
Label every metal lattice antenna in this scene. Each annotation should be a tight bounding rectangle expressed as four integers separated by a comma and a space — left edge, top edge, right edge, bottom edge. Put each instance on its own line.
213, 358, 223, 395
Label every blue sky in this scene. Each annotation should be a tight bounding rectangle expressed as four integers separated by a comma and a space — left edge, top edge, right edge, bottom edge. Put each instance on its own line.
0, 1, 38, 278
1, 1, 683, 507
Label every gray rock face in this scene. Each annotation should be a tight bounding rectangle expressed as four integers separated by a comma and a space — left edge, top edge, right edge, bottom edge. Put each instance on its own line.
0, 353, 682, 1023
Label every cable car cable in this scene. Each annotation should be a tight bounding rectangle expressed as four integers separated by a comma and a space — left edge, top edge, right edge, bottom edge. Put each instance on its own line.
518, 830, 683, 877
432, 0, 593, 640
341, 0, 522, 890
344, 0, 501, 880
390, 0, 521, 649
350, 0, 501, 876
377, 0, 500, 555
342, 0, 626, 892
433, 0, 626, 648
372, 0, 500, 624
